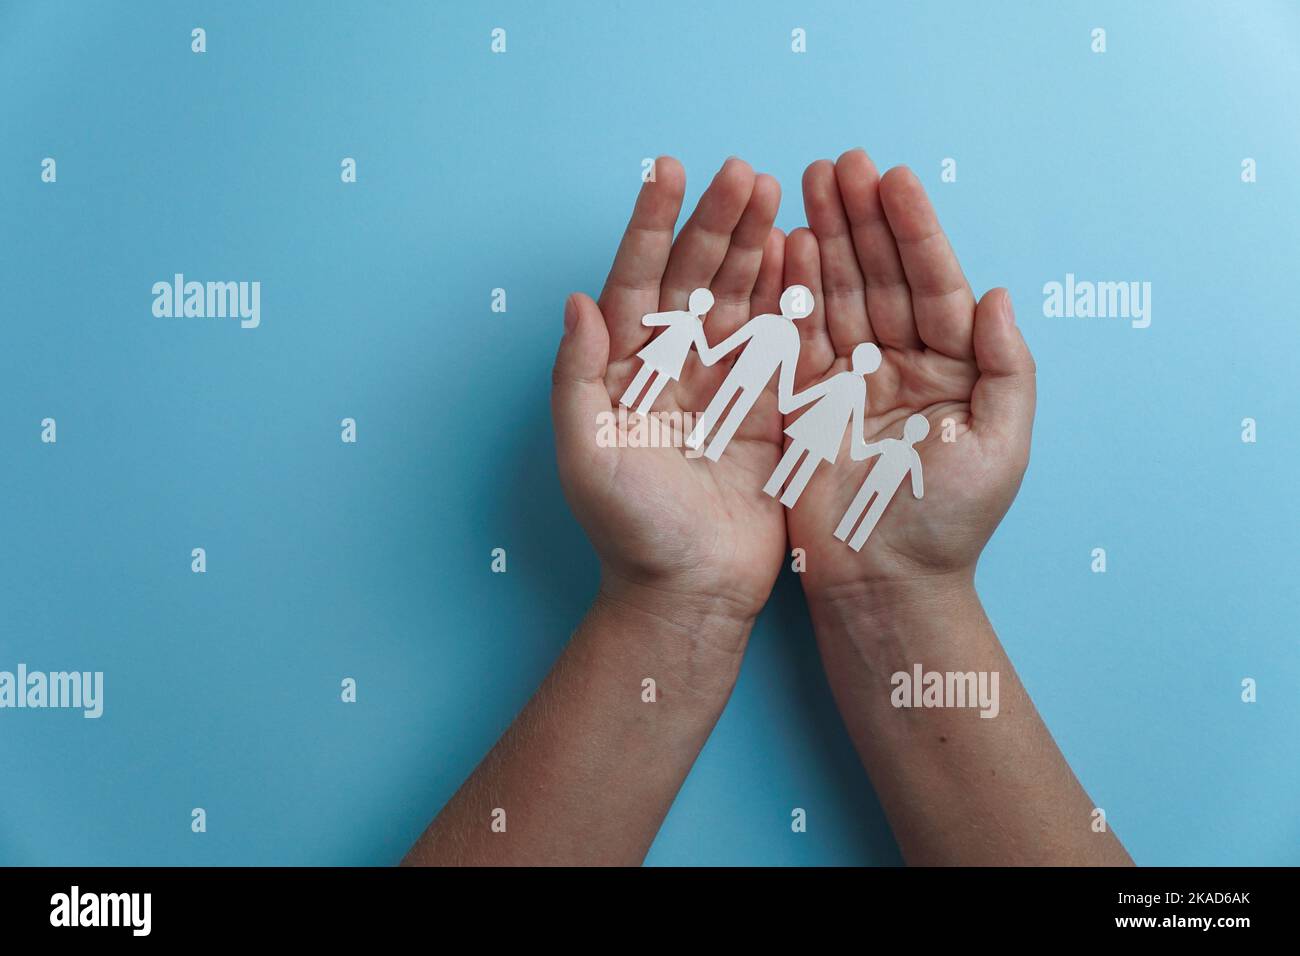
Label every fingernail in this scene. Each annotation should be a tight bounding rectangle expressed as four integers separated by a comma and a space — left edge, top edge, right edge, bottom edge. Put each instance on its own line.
563, 295, 579, 334
1001, 290, 1016, 324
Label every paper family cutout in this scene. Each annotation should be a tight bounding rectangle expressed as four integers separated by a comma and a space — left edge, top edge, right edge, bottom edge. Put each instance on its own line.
618, 286, 926, 552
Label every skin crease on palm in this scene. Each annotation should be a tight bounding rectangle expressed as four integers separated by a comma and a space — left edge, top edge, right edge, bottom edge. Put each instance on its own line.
554, 149, 1037, 624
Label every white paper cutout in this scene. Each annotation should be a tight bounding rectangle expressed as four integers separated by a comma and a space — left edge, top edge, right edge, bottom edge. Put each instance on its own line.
835, 414, 929, 551
619, 288, 714, 417
608, 282, 932, 555
686, 285, 813, 461
763, 342, 882, 508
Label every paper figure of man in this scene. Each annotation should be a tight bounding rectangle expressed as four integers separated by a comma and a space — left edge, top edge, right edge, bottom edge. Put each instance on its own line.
686, 285, 813, 462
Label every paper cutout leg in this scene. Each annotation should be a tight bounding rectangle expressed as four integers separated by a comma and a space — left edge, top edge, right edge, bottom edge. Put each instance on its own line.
762, 445, 802, 497
619, 365, 654, 411
762, 443, 827, 509
686, 382, 739, 455
836, 484, 890, 551
635, 372, 671, 417
701, 391, 760, 462
847, 493, 891, 551
779, 453, 819, 508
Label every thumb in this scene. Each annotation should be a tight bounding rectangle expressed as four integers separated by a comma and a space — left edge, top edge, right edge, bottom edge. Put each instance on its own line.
551, 293, 614, 473
971, 288, 1036, 443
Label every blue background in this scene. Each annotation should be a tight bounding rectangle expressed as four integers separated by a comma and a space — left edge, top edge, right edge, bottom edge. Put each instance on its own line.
2, 0, 1297, 865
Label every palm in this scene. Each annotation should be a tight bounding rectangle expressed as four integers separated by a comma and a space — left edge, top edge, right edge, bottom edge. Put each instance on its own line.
597, 367, 786, 610
780, 152, 1036, 599
789, 344, 986, 594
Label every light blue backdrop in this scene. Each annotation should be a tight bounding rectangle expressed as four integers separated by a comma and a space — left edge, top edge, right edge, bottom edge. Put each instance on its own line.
2, 1, 1296, 866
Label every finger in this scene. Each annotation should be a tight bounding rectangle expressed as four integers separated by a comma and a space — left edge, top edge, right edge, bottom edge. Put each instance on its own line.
677, 176, 779, 412
802, 159, 873, 355
707, 173, 781, 339
835, 149, 922, 350
553, 293, 616, 483
878, 165, 976, 359
598, 156, 686, 361
659, 157, 756, 310
971, 289, 1036, 442
751, 227, 786, 316
679, 217, 787, 414
711, 231, 788, 448
783, 228, 836, 387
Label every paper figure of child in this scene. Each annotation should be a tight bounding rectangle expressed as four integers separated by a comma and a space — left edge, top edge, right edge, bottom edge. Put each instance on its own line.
619, 288, 715, 417
835, 413, 929, 552
686, 285, 813, 461
762, 342, 882, 508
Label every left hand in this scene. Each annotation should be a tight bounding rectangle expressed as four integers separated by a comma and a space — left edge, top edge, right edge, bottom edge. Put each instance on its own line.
780, 150, 1038, 607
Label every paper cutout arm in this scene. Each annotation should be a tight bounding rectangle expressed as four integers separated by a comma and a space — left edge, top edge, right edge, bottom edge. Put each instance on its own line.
698, 325, 753, 367
852, 441, 883, 462
690, 320, 713, 359
847, 386, 871, 458
774, 351, 795, 411
782, 378, 830, 415
641, 310, 678, 328
910, 449, 924, 499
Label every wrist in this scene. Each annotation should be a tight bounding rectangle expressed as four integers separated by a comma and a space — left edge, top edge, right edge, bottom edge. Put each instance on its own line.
590, 572, 756, 695
598, 570, 760, 635
806, 569, 974, 624
806, 571, 986, 671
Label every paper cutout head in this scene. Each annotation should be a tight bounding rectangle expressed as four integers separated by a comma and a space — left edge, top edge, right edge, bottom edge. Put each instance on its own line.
688, 287, 714, 317
904, 413, 930, 443
851, 342, 882, 375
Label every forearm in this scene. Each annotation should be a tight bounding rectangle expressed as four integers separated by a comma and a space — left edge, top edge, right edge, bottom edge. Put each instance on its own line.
402, 581, 749, 866
809, 576, 1132, 866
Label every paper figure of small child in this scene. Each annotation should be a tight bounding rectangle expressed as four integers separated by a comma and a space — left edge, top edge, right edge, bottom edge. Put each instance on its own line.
835, 413, 929, 552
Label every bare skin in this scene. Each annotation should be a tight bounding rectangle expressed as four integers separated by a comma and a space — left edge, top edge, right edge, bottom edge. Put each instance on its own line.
404, 158, 788, 865
785, 150, 1131, 865
402, 152, 1133, 867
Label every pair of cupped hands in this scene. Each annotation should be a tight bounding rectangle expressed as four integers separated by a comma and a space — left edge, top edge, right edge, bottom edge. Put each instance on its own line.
552, 150, 1037, 645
